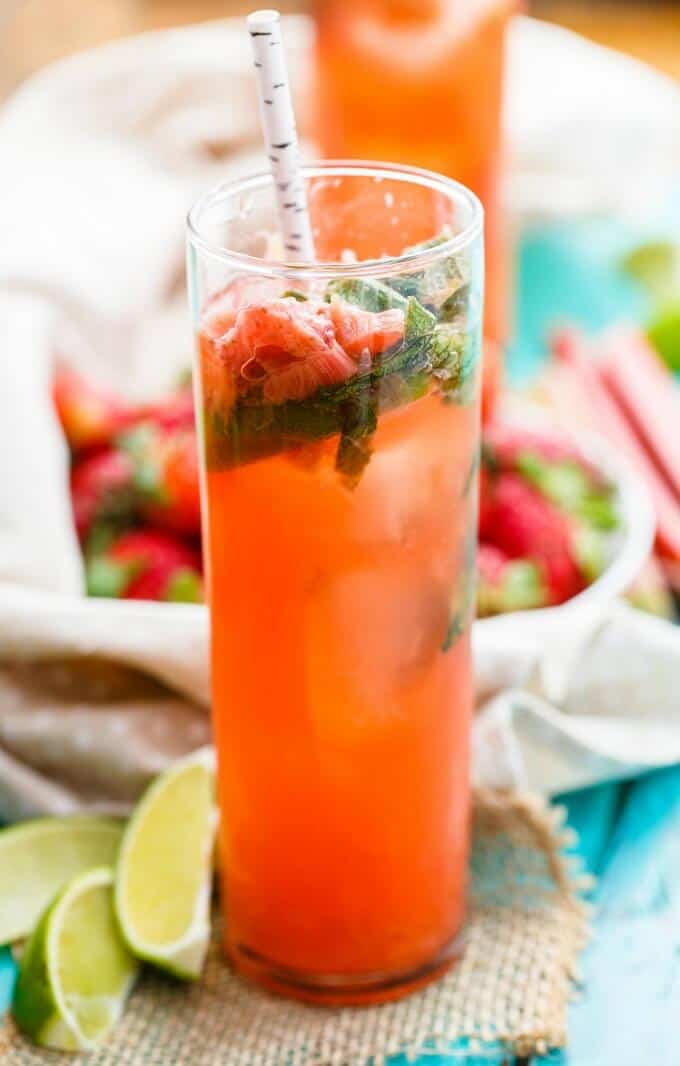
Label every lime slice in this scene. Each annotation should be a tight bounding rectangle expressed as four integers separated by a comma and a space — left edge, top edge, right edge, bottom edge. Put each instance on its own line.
13, 867, 138, 1051
114, 747, 217, 979
0, 816, 123, 945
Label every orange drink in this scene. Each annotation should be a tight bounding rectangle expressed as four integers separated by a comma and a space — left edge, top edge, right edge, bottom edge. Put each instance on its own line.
313, 0, 515, 415
187, 163, 483, 1004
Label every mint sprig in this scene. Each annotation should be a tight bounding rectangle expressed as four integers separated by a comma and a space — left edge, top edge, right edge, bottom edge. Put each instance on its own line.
204, 270, 476, 480
205, 326, 461, 471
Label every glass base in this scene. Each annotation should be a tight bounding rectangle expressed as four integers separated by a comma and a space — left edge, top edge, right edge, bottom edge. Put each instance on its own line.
228, 932, 465, 1006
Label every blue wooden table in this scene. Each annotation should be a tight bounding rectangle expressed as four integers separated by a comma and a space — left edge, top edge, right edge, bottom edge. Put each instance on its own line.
1, 219, 678, 1062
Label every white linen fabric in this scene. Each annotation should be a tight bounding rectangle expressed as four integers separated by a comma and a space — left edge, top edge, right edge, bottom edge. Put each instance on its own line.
1, 15, 679, 818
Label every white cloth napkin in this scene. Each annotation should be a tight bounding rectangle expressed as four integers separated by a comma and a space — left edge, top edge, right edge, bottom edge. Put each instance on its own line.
1, 15, 679, 819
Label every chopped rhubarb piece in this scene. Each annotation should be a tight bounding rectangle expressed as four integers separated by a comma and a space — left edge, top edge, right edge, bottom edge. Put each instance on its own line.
598, 327, 680, 501
553, 327, 680, 564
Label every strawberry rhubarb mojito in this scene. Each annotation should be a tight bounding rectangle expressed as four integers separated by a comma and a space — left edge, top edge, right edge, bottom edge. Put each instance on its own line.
187, 163, 483, 1003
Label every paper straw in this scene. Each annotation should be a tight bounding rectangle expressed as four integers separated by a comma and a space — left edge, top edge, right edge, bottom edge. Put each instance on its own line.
247, 9, 315, 262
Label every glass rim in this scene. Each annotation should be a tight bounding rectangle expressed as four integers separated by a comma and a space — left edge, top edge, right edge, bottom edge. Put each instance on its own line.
186, 160, 483, 281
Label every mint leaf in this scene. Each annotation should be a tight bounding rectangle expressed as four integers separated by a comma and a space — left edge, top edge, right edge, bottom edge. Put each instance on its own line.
440, 283, 470, 323
435, 328, 478, 404
387, 234, 464, 310
334, 367, 379, 484
326, 279, 437, 367
441, 612, 464, 652
281, 289, 307, 301
404, 295, 436, 337
462, 449, 480, 498
326, 276, 409, 314
442, 531, 476, 651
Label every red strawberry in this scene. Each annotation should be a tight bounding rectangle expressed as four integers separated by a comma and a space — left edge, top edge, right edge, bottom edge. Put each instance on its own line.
70, 448, 136, 541
136, 388, 195, 432
481, 473, 586, 606
482, 422, 595, 473
477, 543, 547, 616
481, 422, 617, 531
86, 529, 203, 603
478, 464, 495, 541
119, 424, 201, 536
53, 366, 133, 452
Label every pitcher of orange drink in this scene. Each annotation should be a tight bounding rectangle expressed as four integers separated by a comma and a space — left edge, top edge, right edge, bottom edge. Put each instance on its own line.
313, 0, 515, 416
188, 161, 482, 1003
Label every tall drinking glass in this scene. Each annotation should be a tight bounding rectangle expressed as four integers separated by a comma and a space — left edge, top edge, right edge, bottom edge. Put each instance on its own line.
187, 162, 483, 1005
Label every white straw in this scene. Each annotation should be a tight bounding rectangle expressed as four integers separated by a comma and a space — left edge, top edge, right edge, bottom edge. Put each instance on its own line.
247, 9, 315, 262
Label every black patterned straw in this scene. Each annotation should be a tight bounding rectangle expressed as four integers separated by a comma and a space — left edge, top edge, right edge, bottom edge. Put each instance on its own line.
247, 9, 315, 262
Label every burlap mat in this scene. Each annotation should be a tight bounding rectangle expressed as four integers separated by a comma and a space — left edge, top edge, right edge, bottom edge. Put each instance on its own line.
0, 791, 593, 1064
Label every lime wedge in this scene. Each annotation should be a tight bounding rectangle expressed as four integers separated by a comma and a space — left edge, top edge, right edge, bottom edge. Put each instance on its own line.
13, 867, 138, 1051
114, 747, 217, 979
0, 816, 123, 945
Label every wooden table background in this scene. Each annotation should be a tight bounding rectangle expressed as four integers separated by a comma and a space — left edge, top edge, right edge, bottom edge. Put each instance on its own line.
1, 0, 679, 102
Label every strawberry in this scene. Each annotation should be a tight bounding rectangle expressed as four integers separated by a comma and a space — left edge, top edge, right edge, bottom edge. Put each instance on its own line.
482, 422, 594, 472
70, 448, 136, 542
53, 366, 133, 452
118, 424, 201, 537
477, 543, 547, 616
86, 529, 203, 603
481, 472, 587, 606
136, 388, 195, 432
478, 464, 495, 542
482, 422, 617, 531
